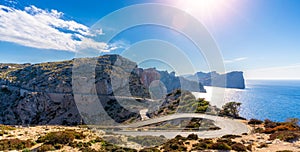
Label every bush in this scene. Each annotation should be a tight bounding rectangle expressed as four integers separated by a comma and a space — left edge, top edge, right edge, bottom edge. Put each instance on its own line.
80, 147, 98, 152
0, 125, 16, 131
209, 142, 232, 150
285, 118, 299, 127
221, 134, 242, 139
69, 141, 91, 148
264, 124, 298, 134
269, 131, 300, 142
246, 144, 252, 151
37, 130, 85, 145
22, 149, 31, 152
264, 119, 280, 128
217, 138, 234, 146
174, 135, 186, 140
128, 135, 167, 147
187, 134, 198, 140
37, 144, 55, 152
219, 102, 241, 118
139, 147, 160, 152
191, 142, 208, 150
248, 119, 263, 125
162, 139, 187, 151
231, 143, 247, 151
0, 139, 34, 151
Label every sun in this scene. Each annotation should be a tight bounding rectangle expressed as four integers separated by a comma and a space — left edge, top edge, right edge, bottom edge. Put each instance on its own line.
177, 0, 225, 14
174, 0, 234, 21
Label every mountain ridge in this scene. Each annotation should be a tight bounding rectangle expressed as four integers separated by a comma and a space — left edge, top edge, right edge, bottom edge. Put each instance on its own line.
0, 54, 205, 125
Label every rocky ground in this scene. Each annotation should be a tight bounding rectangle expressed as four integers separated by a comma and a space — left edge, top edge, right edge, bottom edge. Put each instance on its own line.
0, 119, 299, 152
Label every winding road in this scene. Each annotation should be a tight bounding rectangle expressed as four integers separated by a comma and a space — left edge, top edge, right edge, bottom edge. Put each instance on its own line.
115, 113, 250, 139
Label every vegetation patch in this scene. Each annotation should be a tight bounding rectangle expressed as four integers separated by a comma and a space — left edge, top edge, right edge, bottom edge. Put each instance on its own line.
37, 144, 55, 152
231, 143, 247, 151
161, 138, 187, 152
0, 138, 34, 151
209, 142, 232, 150
269, 131, 300, 142
221, 134, 242, 139
128, 135, 167, 147
248, 118, 263, 125
262, 118, 300, 140
219, 102, 243, 119
37, 130, 85, 146
139, 147, 160, 152
0, 124, 16, 131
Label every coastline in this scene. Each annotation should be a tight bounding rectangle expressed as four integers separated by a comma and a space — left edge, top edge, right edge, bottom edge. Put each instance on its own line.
193, 80, 300, 123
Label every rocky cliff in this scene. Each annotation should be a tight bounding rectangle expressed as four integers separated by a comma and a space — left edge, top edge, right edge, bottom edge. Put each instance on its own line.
186, 71, 245, 89
0, 55, 205, 125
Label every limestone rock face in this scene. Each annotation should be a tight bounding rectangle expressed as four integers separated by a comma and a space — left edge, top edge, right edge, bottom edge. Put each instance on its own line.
186, 71, 245, 89
0, 55, 205, 125
135, 69, 206, 93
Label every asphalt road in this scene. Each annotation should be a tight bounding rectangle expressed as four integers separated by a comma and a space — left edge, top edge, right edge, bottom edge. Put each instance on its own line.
115, 113, 249, 139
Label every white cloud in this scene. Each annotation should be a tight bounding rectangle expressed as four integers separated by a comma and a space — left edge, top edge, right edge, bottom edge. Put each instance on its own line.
224, 57, 247, 64
0, 4, 108, 52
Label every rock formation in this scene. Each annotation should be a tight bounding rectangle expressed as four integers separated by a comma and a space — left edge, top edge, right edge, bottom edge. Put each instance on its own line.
186, 71, 245, 89
0, 55, 205, 125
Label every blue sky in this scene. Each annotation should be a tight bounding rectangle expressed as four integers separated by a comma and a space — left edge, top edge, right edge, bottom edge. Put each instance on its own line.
0, 0, 300, 79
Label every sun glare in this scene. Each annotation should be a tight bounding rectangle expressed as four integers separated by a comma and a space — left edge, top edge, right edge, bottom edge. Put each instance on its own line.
174, 0, 237, 23
177, 0, 226, 16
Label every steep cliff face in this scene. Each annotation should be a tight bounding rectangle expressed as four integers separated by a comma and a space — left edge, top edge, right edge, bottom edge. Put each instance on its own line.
186, 71, 245, 89
0, 55, 205, 125
135, 68, 206, 94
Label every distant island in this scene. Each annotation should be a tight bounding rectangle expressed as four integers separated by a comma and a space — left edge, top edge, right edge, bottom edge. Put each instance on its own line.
184, 71, 246, 89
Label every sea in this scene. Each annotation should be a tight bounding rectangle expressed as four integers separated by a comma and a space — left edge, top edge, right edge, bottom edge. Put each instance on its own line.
193, 80, 300, 122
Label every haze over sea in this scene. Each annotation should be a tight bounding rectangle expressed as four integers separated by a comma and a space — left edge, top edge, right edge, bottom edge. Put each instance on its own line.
193, 80, 300, 122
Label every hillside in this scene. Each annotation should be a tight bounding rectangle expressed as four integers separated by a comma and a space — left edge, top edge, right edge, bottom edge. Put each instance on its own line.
0, 55, 205, 125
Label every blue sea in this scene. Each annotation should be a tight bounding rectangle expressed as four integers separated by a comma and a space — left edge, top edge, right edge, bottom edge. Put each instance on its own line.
227, 80, 300, 122
193, 80, 300, 122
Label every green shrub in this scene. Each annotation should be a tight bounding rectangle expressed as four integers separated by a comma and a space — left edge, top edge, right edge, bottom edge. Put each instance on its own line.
174, 135, 186, 140
0, 124, 16, 131
264, 119, 280, 128
269, 131, 300, 142
209, 142, 232, 150
22, 149, 31, 152
37, 144, 55, 152
80, 147, 98, 152
187, 134, 198, 140
139, 147, 160, 152
217, 138, 234, 145
162, 139, 187, 152
246, 144, 252, 151
191, 142, 208, 150
37, 130, 85, 145
264, 124, 298, 134
248, 119, 263, 125
0, 139, 34, 151
231, 143, 247, 151
221, 134, 242, 139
